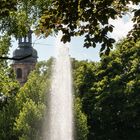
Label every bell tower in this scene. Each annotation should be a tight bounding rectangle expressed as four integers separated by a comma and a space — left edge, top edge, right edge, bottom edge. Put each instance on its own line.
12, 30, 38, 86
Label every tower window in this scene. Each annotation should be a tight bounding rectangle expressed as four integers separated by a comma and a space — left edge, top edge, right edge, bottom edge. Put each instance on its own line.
16, 68, 22, 78
24, 37, 26, 42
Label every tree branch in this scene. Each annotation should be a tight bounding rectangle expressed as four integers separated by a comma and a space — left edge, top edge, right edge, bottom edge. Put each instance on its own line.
0, 54, 32, 60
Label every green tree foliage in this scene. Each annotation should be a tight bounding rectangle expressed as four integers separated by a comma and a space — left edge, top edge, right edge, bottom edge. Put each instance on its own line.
0, 0, 51, 37
0, 0, 17, 17
74, 97, 89, 140
72, 59, 96, 96
14, 100, 45, 140
0, 35, 20, 139
14, 60, 53, 140
92, 39, 140, 140
73, 39, 140, 140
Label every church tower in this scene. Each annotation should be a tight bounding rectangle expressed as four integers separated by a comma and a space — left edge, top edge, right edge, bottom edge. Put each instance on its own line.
12, 30, 38, 86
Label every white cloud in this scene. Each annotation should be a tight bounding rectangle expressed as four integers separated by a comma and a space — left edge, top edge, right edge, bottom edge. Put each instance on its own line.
128, 2, 140, 9
109, 2, 140, 41
109, 16, 133, 41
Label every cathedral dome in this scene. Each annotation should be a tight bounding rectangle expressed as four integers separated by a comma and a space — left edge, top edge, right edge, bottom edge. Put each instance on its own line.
13, 46, 38, 63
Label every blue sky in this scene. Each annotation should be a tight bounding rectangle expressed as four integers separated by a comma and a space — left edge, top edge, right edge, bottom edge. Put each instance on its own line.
10, 3, 137, 62
10, 34, 101, 62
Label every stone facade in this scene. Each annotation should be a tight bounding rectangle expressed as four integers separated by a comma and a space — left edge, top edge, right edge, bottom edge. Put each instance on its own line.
12, 63, 36, 86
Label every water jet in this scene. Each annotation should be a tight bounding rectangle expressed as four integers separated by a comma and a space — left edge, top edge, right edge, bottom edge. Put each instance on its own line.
45, 34, 73, 140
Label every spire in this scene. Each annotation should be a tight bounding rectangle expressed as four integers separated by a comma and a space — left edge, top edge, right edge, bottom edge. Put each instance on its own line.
18, 30, 33, 47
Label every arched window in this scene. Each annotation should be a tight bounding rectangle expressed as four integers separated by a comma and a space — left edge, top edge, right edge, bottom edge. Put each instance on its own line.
16, 68, 22, 78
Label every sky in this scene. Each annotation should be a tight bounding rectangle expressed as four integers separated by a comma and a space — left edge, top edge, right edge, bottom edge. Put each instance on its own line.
9, 3, 138, 62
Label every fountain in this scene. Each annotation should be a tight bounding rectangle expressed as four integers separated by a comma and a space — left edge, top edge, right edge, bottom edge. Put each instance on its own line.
45, 34, 73, 140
